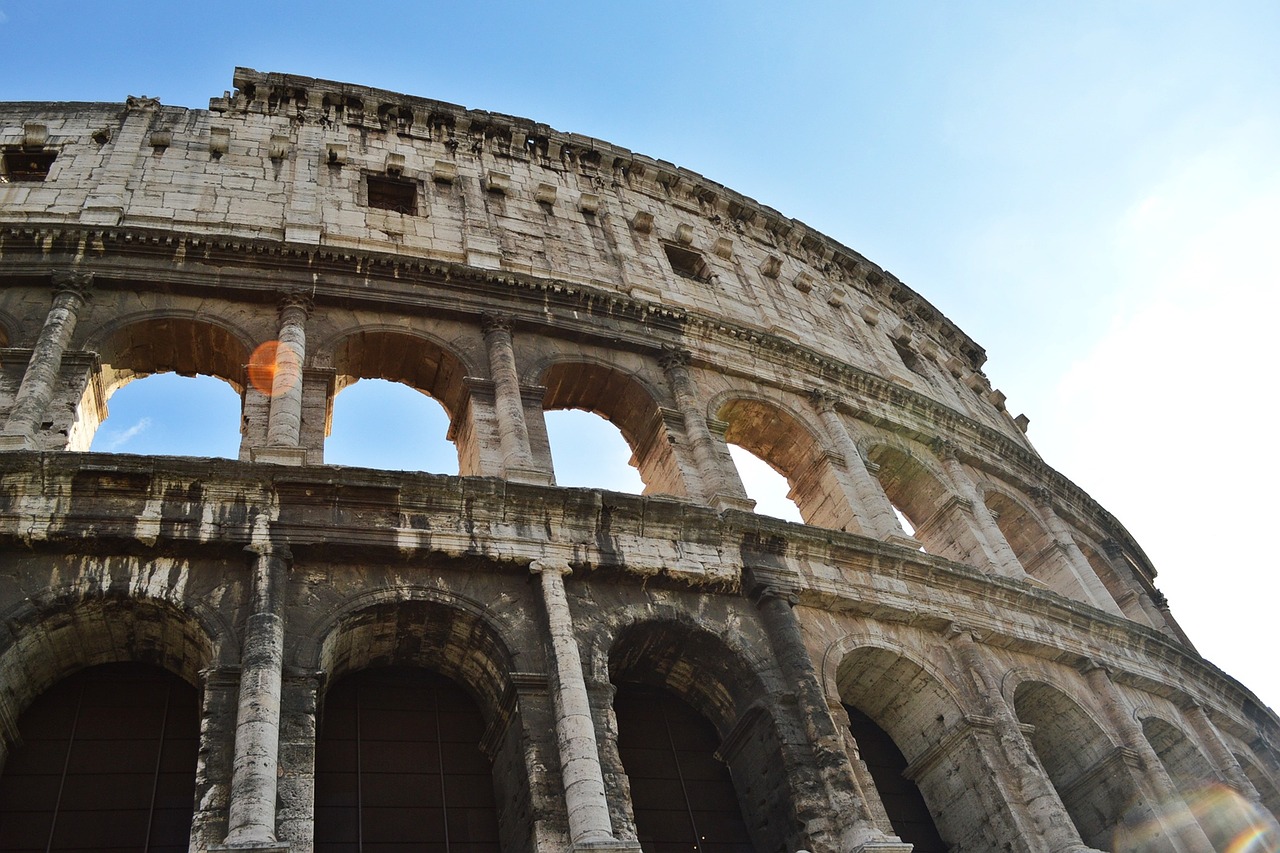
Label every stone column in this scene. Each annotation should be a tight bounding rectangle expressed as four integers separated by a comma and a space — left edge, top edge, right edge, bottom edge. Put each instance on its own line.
1102, 540, 1172, 631
747, 569, 908, 853
936, 443, 1026, 578
810, 390, 912, 544
483, 315, 542, 482
0, 270, 92, 449
1030, 489, 1124, 615
946, 626, 1096, 853
1179, 699, 1261, 801
222, 543, 291, 850
1078, 661, 1216, 853
659, 348, 750, 509
258, 293, 312, 465
529, 558, 616, 847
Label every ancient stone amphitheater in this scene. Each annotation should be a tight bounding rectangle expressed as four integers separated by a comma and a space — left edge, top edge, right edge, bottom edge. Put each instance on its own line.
0, 68, 1275, 853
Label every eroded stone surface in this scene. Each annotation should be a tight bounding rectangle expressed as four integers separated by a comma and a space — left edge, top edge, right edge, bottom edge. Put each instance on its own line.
0, 69, 1277, 853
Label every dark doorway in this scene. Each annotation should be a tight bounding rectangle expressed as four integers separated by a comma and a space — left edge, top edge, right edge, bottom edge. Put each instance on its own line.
845, 704, 947, 852
0, 662, 199, 853
614, 683, 752, 853
314, 667, 500, 853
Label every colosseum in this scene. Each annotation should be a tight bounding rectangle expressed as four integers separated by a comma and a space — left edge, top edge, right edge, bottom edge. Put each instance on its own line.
0, 68, 1276, 853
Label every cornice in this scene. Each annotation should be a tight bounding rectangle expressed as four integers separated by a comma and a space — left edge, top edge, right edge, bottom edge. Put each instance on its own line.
0, 222, 1152, 576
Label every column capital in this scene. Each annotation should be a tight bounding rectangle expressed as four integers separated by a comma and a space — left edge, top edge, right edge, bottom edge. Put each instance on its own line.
481, 313, 513, 335
1076, 657, 1111, 679
51, 269, 94, 300
809, 387, 841, 414
931, 438, 959, 461
658, 346, 691, 372
245, 542, 293, 563
277, 290, 313, 321
529, 557, 572, 577
1101, 538, 1125, 559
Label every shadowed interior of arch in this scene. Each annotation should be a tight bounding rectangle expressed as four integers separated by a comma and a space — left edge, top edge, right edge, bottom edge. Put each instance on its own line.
90, 372, 241, 457
326, 378, 457, 474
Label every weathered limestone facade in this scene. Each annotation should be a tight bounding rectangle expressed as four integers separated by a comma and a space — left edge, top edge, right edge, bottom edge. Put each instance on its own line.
0, 69, 1277, 852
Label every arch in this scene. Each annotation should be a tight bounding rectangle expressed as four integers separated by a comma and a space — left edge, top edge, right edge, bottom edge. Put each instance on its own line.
314, 592, 518, 722
834, 643, 978, 850
714, 393, 856, 530
1076, 538, 1154, 626
75, 312, 253, 453
0, 590, 223, 725
1012, 679, 1136, 849
328, 327, 473, 419
862, 441, 984, 562
314, 666, 501, 853
0, 662, 201, 851
607, 617, 792, 853
541, 359, 686, 497
87, 310, 255, 395
328, 328, 475, 473
1235, 751, 1280, 821
0, 308, 19, 347
613, 682, 754, 853
983, 488, 1092, 602
312, 592, 529, 853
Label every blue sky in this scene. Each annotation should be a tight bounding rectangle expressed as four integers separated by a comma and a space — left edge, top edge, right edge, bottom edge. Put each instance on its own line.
3, 2, 1278, 710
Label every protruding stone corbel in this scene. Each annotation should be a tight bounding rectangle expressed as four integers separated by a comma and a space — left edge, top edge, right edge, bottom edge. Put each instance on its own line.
209, 126, 231, 157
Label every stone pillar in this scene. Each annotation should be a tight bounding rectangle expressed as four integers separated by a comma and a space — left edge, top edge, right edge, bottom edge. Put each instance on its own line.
1030, 489, 1124, 615
0, 270, 92, 449
222, 543, 291, 850
659, 348, 750, 510
1078, 661, 1215, 853
810, 390, 913, 544
529, 558, 616, 848
936, 443, 1027, 578
747, 569, 908, 853
1179, 699, 1261, 801
483, 315, 543, 483
946, 626, 1096, 853
256, 293, 312, 465
1101, 540, 1172, 631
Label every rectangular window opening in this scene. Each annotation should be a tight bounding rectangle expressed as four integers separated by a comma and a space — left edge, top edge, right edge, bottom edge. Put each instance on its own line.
3, 149, 57, 182
367, 174, 418, 215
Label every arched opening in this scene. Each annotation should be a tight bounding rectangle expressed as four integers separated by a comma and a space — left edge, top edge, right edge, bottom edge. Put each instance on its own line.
89, 373, 241, 458
316, 597, 525, 853
545, 409, 643, 492
984, 492, 1092, 603
728, 444, 801, 522
326, 378, 457, 474
613, 683, 752, 853
1141, 712, 1269, 845
835, 646, 960, 849
331, 331, 472, 474
864, 446, 982, 563
314, 667, 499, 853
607, 620, 793, 853
540, 362, 683, 497
716, 398, 854, 530
1235, 753, 1280, 825
1077, 540, 1153, 626
843, 705, 946, 852
1012, 680, 1138, 849
0, 662, 199, 851
84, 316, 251, 455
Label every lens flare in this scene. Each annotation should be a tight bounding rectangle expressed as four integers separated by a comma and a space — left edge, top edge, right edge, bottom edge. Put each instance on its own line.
1114, 783, 1280, 852
247, 340, 300, 397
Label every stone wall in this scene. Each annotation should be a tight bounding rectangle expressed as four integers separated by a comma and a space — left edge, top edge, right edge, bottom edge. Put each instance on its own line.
0, 70, 1276, 853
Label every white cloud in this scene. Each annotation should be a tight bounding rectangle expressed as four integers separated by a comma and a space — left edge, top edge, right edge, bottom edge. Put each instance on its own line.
102, 417, 152, 450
